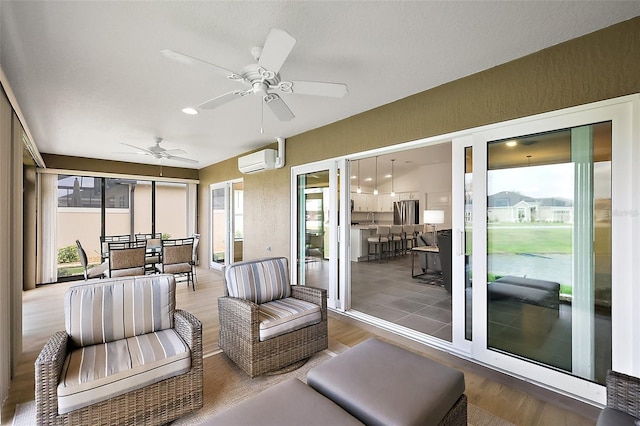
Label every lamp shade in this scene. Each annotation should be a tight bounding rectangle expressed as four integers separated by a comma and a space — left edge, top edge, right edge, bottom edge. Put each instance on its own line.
423, 209, 445, 224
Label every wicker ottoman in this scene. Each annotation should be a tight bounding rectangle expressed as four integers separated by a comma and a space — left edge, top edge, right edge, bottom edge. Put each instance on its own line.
307, 338, 467, 426
202, 378, 363, 425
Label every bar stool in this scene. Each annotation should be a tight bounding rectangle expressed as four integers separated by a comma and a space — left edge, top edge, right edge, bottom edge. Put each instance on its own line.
402, 224, 415, 253
367, 226, 390, 261
389, 225, 404, 257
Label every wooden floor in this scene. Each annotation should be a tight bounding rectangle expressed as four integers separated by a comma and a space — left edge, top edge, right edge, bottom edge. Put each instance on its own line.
1, 266, 600, 425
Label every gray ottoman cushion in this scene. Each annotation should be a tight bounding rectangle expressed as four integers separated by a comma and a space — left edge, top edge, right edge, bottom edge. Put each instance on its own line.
202, 378, 363, 426
597, 407, 638, 426
307, 338, 465, 426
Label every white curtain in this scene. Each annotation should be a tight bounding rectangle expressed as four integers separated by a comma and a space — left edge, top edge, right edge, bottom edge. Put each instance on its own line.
187, 183, 198, 237
38, 172, 58, 284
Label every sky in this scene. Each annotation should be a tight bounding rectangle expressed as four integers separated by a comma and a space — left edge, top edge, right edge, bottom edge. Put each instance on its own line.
487, 162, 611, 200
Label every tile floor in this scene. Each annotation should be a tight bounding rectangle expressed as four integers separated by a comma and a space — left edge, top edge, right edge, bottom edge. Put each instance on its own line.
304, 252, 452, 341
304, 251, 611, 385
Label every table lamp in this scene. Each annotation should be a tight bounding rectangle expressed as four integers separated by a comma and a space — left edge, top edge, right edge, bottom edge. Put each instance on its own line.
423, 210, 445, 247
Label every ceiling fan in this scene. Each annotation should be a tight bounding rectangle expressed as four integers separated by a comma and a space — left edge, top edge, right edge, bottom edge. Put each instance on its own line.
161, 28, 348, 122
120, 138, 199, 165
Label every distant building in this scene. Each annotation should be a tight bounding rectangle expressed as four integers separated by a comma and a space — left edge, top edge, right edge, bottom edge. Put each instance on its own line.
485, 191, 574, 223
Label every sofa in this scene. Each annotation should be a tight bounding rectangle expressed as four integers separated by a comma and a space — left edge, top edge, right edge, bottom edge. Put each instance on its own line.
35, 274, 203, 425
488, 275, 560, 345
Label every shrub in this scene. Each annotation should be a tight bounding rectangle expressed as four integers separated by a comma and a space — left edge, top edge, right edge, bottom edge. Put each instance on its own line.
58, 245, 79, 264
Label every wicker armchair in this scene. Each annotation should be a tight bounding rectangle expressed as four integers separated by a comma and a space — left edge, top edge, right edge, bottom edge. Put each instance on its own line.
35, 275, 203, 425
218, 257, 328, 377
597, 370, 640, 425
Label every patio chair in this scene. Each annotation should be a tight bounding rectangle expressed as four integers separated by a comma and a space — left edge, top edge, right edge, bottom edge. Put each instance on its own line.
136, 233, 162, 273
218, 257, 327, 377
162, 237, 195, 290
597, 370, 640, 425
107, 240, 147, 277
75, 240, 107, 280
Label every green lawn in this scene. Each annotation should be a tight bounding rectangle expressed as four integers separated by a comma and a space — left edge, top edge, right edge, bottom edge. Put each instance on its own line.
488, 224, 572, 254
465, 223, 572, 254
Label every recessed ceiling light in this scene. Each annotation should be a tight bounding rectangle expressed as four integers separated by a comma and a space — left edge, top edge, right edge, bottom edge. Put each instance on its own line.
506, 140, 517, 147
182, 107, 198, 115
365, 177, 373, 182
351, 175, 357, 179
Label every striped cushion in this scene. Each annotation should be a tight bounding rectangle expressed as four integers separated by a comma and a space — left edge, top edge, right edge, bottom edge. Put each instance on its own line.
65, 275, 176, 347
57, 328, 191, 414
225, 257, 291, 304
258, 297, 322, 341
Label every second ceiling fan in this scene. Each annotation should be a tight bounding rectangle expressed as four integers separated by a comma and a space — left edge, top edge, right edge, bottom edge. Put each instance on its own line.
162, 28, 348, 122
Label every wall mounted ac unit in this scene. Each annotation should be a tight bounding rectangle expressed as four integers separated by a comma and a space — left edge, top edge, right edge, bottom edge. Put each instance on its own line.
238, 149, 277, 174
237, 138, 285, 174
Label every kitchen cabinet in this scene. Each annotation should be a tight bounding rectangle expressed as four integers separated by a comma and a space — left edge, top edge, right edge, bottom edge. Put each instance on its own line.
377, 193, 399, 212
352, 193, 400, 212
352, 193, 374, 212
399, 192, 419, 201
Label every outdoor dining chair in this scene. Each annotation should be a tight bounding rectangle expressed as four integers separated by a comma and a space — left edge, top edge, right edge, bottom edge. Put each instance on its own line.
161, 237, 195, 290
107, 240, 147, 277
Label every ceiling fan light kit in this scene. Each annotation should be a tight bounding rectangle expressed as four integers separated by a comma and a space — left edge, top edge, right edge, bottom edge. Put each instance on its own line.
164, 28, 348, 125
120, 138, 198, 165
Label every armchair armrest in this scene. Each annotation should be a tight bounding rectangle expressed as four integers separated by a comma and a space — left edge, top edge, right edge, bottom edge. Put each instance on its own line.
174, 309, 203, 369
218, 296, 261, 344
35, 330, 68, 424
291, 285, 327, 320
606, 370, 640, 418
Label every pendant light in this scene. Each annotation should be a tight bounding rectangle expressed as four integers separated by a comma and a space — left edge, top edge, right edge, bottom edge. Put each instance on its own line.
373, 156, 379, 195
356, 160, 362, 193
390, 159, 395, 197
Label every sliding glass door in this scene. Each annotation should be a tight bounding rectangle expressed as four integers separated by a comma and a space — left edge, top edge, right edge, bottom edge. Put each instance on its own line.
291, 160, 347, 310
209, 180, 244, 270
459, 98, 634, 404
485, 124, 612, 383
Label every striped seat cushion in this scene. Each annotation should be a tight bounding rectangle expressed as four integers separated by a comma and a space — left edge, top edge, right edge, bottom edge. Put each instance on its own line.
65, 275, 176, 347
57, 328, 191, 414
225, 257, 291, 304
258, 297, 322, 341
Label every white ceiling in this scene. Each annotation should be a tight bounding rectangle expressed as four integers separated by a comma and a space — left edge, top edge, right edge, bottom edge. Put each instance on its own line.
1, 1, 638, 169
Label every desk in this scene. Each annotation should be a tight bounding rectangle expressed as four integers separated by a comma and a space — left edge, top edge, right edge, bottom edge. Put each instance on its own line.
410, 246, 440, 278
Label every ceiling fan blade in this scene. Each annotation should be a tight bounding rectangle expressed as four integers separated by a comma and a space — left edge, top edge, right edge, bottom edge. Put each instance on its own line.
264, 94, 294, 121
160, 49, 241, 79
165, 155, 199, 164
198, 90, 246, 110
121, 143, 153, 155
163, 148, 187, 156
289, 81, 348, 98
257, 28, 296, 74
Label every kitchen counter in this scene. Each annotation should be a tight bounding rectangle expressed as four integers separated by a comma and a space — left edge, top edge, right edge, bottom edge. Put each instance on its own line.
349, 223, 400, 261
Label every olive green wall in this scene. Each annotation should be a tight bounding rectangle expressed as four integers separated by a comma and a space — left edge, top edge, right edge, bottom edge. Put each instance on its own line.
199, 17, 639, 262
41, 154, 199, 180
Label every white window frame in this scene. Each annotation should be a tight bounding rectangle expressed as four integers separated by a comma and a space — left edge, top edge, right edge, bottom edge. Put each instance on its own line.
461, 95, 638, 404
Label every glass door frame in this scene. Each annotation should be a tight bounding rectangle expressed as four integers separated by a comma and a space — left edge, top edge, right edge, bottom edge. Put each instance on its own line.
454, 96, 637, 404
209, 178, 243, 271
452, 136, 473, 354
290, 159, 349, 311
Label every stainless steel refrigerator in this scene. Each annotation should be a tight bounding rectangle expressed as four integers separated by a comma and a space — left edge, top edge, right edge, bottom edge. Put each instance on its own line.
393, 200, 420, 225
